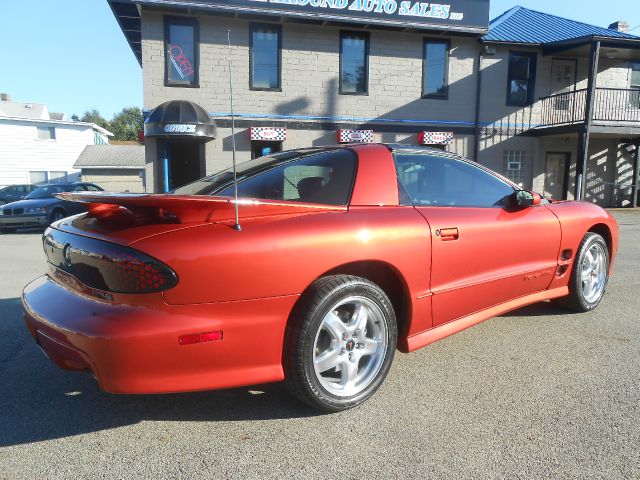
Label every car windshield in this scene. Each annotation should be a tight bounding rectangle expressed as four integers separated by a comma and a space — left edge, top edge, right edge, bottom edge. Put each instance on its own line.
173, 148, 357, 205
25, 185, 70, 199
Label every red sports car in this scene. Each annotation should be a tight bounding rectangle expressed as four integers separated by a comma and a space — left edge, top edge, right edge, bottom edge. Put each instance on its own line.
22, 144, 618, 411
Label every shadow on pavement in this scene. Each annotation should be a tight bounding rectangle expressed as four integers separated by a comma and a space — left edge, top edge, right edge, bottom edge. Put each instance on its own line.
0, 298, 321, 448
0, 228, 44, 235
499, 300, 572, 317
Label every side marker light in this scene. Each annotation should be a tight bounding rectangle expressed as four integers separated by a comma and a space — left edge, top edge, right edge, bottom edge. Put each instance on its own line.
178, 331, 223, 345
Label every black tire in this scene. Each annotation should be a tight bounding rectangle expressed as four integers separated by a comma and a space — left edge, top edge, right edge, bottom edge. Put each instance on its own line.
284, 275, 397, 412
558, 232, 610, 312
0, 227, 17, 233
48, 209, 66, 225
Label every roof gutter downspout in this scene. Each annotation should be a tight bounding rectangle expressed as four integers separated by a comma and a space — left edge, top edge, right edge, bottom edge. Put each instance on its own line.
473, 48, 484, 162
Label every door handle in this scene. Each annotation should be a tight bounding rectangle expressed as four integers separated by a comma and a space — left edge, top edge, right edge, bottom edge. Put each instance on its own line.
438, 227, 459, 241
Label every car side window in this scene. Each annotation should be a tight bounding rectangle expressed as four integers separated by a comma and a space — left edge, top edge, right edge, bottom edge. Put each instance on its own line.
394, 154, 515, 207
72, 185, 85, 192
85, 185, 102, 192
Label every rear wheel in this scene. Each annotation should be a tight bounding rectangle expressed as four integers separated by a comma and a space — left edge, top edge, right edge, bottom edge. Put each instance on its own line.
559, 232, 609, 312
284, 275, 397, 412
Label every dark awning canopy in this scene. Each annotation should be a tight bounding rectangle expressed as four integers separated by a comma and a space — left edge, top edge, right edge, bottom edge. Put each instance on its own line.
144, 100, 216, 141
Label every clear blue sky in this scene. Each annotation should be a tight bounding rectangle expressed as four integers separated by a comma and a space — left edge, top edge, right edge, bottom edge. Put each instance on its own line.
0, 0, 638, 120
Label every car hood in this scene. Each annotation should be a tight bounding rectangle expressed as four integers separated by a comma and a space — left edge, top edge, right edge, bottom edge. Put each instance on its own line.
2, 198, 58, 209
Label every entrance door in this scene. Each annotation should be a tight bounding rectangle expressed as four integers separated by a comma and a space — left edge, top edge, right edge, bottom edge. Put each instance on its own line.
158, 140, 205, 192
251, 141, 282, 159
550, 59, 577, 111
544, 153, 569, 200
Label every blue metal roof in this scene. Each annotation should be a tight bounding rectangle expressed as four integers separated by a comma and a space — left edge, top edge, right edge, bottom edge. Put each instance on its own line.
483, 6, 640, 44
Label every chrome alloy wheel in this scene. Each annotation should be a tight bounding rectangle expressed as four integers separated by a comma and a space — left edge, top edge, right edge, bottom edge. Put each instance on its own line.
312, 296, 388, 398
580, 242, 607, 304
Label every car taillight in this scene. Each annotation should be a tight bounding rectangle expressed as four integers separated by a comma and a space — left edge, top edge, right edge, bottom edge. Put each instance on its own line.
91, 248, 178, 293
44, 230, 177, 294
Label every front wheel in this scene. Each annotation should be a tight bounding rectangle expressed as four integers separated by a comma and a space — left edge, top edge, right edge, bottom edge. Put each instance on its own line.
48, 209, 66, 225
560, 232, 610, 312
284, 275, 397, 412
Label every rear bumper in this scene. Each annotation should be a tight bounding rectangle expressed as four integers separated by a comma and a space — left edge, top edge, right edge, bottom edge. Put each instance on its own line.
22, 276, 298, 394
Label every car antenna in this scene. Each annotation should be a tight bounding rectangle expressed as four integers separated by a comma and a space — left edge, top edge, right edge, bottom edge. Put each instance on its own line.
227, 29, 241, 232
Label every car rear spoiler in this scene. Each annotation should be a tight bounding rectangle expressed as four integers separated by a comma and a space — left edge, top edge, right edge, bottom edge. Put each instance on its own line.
55, 192, 345, 225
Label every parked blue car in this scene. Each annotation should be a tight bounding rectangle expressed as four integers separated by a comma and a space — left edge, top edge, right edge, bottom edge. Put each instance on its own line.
0, 183, 103, 233
0, 184, 37, 205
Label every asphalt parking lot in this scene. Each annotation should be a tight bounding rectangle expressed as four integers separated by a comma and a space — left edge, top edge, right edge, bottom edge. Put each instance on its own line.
0, 213, 639, 479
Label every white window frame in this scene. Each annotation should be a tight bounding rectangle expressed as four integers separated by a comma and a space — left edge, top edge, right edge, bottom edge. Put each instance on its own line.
36, 126, 56, 141
503, 150, 527, 187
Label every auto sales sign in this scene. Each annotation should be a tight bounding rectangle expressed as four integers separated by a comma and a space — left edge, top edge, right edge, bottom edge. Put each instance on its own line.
175, 0, 490, 32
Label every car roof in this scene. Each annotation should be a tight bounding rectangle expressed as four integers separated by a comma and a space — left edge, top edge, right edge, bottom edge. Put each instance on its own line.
34, 182, 95, 188
341, 143, 462, 159
382, 144, 462, 158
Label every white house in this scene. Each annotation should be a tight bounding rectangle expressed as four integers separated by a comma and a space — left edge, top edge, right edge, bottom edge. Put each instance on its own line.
0, 97, 113, 187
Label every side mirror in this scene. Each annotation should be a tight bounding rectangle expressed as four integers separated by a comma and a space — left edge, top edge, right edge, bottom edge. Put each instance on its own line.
511, 190, 542, 208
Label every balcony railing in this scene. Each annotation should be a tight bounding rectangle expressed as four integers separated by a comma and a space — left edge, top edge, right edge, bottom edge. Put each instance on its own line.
538, 88, 640, 128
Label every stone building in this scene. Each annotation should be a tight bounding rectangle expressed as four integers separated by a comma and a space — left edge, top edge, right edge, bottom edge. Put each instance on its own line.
107, 1, 640, 206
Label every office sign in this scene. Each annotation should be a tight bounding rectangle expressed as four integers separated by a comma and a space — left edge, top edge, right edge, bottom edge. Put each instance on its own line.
166, 0, 490, 32
164, 124, 197, 134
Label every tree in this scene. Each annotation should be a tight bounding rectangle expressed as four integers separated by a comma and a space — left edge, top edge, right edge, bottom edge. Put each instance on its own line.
80, 109, 111, 131
109, 107, 143, 141
71, 114, 79, 122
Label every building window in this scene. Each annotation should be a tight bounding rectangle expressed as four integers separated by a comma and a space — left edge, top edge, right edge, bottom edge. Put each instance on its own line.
165, 17, 198, 87
503, 150, 527, 187
49, 172, 67, 183
631, 62, 640, 108
250, 24, 282, 91
340, 31, 369, 95
507, 52, 537, 107
632, 62, 640, 88
423, 40, 449, 99
29, 171, 47, 185
36, 127, 56, 140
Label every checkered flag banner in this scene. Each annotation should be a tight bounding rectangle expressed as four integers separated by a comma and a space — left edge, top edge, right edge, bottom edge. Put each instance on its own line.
337, 129, 374, 143
419, 131, 454, 145
250, 127, 287, 141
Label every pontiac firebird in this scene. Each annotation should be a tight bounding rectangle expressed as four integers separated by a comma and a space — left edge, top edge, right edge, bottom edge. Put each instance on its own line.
22, 144, 618, 411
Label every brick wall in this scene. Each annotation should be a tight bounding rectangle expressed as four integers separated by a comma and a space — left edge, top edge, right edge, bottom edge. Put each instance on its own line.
142, 11, 480, 124
140, 9, 638, 205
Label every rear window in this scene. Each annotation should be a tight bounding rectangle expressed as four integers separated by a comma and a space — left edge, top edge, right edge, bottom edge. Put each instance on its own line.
174, 148, 357, 206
